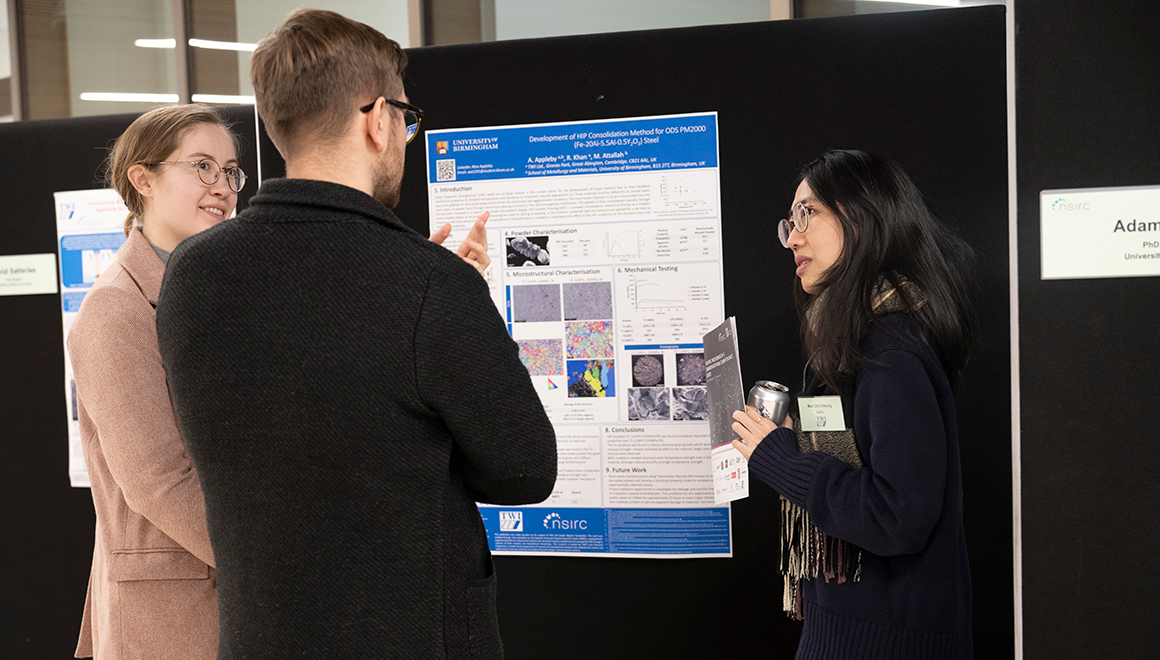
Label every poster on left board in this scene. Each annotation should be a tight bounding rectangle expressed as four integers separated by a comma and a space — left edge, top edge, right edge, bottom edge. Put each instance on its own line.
56, 188, 130, 488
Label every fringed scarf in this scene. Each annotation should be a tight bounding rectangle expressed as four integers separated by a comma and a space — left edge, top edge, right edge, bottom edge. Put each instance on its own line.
780, 280, 921, 619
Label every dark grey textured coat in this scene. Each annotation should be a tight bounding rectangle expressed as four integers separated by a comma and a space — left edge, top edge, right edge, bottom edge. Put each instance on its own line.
156, 179, 557, 660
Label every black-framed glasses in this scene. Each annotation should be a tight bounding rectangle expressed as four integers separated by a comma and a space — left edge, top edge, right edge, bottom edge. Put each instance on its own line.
154, 158, 246, 192
360, 98, 424, 143
778, 202, 816, 248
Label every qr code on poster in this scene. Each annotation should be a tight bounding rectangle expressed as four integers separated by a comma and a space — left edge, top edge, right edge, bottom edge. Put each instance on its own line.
436, 159, 456, 182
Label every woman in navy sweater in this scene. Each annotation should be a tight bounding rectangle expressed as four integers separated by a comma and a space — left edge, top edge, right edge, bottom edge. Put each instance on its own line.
732, 150, 976, 659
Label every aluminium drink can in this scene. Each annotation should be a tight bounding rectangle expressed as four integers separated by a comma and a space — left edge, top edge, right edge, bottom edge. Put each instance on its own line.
747, 380, 791, 425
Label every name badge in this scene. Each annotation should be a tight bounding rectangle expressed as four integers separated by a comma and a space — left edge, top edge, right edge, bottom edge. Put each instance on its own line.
799, 396, 846, 432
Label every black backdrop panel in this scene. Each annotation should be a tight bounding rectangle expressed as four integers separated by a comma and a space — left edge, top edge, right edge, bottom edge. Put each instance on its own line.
1016, 2, 1160, 658
390, 8, 1009, 659
0, 106, 258, 660
0, 9, 1009, 660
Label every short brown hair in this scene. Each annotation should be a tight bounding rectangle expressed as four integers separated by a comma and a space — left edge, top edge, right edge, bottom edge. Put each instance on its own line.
105, 104, 238, 236
250, 9, 408, 158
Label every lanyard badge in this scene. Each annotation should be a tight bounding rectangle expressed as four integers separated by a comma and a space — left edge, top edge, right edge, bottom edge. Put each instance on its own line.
798, 395, 847, 432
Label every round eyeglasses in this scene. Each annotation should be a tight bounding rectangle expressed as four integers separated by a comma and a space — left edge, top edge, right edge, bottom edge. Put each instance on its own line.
154, 158, 247, 192
360, 97, 425, 144
778, 202, 816, 248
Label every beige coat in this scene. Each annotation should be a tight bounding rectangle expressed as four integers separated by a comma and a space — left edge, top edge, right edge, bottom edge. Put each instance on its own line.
68, 228, 217, 659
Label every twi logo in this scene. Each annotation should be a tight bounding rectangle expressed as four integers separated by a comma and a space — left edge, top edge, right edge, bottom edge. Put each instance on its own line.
543, 512, 588, 530
499, 510, 523, 532
1052, 198, 1091, 211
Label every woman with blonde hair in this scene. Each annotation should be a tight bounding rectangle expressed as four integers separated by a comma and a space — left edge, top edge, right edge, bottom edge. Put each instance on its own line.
69, 104, 243, 659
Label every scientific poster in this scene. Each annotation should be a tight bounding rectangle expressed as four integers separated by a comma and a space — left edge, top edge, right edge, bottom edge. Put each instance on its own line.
426, 113, 730, 557
56, 188, 130, 488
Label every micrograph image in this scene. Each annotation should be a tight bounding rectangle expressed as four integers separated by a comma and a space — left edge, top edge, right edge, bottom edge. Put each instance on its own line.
707, 365, 747, 447
631, 354, 665, 387
507, 235, 551, 267
627, 387, 671, 421
672, 387, 709, 421
676, 352, 706, 386
516, 339, 563, 376
565, 320, 614, 359
567, 359, 615, 398
562, 281, 613, 321
512, 283, 562, 323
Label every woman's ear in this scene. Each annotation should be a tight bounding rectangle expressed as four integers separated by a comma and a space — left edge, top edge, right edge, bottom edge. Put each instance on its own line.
127, 163, 153, 198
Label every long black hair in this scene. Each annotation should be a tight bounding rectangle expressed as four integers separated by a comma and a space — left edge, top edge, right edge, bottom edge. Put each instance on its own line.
794, 149, 978, 391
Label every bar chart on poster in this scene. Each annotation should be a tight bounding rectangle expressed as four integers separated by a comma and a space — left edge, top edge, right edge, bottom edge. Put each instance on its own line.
427, 113, 731, 557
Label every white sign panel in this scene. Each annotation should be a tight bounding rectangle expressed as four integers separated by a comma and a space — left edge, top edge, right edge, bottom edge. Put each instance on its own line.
1041, 185, 1160, 279
0, 253, 59, 296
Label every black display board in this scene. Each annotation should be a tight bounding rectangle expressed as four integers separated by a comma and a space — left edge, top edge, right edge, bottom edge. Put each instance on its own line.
392, 8, 1010, 659
1015, 2, 1160, 658
0, 9, 1009, 659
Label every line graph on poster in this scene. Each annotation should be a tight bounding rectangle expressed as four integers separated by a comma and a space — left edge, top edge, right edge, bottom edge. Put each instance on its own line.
629, 275, 687, 311
615, 262, 721, 344
606, 230, 642, 257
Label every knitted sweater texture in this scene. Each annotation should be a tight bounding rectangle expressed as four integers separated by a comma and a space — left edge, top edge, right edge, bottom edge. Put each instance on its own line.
156, 179, 557, 660
748, 313, 973, 660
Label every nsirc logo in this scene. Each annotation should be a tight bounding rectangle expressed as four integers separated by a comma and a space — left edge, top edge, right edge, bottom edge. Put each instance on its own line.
1051, 198, 1091, 211
543, 512, 588, 530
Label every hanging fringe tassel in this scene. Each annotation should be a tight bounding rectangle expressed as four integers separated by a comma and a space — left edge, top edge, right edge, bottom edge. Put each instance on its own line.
782, 574, 795, 616
779, 496, 861, 620
782, 574, 804, 621
795, 579, 804, 619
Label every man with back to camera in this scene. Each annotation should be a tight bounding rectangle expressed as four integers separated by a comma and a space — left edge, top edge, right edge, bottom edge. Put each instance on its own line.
155, 9, 557, 659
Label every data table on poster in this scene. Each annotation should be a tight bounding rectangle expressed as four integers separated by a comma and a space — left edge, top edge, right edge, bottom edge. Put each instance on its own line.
427, 113, 732, 557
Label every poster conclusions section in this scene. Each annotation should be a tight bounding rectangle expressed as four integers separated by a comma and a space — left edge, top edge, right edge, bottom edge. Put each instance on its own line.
427, 113, 731, 557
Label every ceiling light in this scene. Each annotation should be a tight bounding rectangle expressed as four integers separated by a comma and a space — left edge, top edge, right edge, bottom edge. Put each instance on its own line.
860, 0, 961, 6
188, 39, 258, 52
191, 94, 257, 104
134, 38, 177, 49
134, 38, 258, 52
79, 92, 180, 103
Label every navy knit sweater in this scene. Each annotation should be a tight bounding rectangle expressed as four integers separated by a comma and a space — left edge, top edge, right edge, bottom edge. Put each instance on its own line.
747, 313, 973, 660
157, 179, 557, 659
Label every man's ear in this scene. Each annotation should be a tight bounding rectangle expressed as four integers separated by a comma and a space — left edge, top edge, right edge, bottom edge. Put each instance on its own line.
127, 163, 153, 198
364, 97, 388, 153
